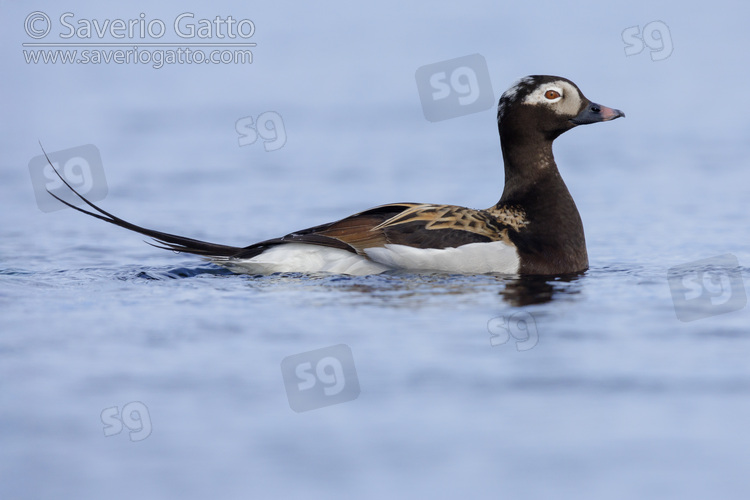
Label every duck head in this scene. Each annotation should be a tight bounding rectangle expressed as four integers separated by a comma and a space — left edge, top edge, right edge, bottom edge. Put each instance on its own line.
497, 75, 624, 141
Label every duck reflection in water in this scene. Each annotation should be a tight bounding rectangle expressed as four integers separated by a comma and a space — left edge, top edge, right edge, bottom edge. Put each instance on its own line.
499, 272, 585, 306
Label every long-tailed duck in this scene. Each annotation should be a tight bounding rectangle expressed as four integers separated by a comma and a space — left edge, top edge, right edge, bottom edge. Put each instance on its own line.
46, 75, 623, 275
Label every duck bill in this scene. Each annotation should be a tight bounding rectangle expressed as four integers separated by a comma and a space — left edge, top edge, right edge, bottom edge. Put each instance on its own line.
570, 102, 625, 125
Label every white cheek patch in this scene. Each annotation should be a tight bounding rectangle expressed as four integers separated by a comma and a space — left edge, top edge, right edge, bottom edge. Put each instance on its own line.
522, 80, 582, 117
528, 85, 564, 104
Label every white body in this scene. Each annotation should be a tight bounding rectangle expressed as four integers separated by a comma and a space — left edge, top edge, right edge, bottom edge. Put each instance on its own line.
219, 241, 520, 275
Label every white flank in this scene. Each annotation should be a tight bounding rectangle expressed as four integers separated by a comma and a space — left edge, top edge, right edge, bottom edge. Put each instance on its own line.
217, 243, 391, 275
216, 240, 520, 275
365, 241, 520, 274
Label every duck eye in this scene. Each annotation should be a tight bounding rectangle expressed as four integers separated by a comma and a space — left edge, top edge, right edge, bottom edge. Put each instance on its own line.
544, 89, 561, 100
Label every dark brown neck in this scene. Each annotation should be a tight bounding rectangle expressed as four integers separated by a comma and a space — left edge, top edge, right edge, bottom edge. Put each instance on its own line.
498, 134, 556, 202
494, 128, 588, 274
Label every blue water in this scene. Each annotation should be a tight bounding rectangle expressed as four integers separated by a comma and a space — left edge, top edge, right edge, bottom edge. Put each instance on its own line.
3, 1, 750, 499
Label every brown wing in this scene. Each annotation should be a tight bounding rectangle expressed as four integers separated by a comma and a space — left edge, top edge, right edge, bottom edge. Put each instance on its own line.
232, 203, 513, 259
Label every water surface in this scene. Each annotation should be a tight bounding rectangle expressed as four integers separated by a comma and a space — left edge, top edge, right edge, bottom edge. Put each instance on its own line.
3, 1, 750, 499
